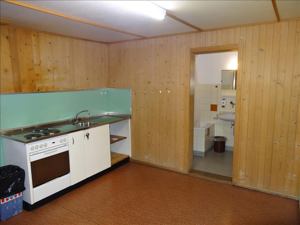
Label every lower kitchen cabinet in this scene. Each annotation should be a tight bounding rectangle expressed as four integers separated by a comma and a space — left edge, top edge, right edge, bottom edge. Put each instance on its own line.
84, 125, 111, 177
68, 125, 111, 185
68, 130, 85, 185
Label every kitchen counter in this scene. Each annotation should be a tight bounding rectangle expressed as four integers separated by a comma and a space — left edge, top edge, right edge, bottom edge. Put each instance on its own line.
0, 114, 131, 143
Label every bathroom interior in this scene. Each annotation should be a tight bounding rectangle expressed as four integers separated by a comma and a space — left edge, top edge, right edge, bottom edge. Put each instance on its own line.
192, 51, 238, 180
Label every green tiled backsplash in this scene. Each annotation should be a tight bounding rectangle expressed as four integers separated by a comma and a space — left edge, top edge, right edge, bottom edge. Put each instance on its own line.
0, 88, 131, 165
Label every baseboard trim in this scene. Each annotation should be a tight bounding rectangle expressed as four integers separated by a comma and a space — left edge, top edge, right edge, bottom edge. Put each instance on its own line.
132, 159, 235, 188
131, 159, 299, 201
130, 159, 185, 174
232, 182, 298, 200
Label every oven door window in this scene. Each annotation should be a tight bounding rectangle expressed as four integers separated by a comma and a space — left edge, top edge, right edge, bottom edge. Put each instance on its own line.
31, 151, 70, 187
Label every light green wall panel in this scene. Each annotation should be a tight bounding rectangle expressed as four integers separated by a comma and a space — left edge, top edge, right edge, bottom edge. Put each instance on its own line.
0, 88, 131, 165
106, 89, 132, 115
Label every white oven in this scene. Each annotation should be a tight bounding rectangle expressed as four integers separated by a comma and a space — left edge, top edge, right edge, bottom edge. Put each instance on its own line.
4, 135, 71, 205
28, 136, 70, 203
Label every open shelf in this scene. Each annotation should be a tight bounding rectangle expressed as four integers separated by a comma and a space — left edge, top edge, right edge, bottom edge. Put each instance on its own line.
110, 134, 127, 144
111, 152, 129, 165
109, 119, 131, 162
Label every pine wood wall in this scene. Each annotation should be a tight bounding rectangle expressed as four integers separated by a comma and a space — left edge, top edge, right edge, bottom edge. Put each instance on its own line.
0, 25, 108, 93
1, 20, 299, 198
109, 19, 300, 198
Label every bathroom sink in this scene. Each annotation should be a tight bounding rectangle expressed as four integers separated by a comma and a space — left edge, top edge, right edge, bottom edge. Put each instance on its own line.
218, 112, 235, 122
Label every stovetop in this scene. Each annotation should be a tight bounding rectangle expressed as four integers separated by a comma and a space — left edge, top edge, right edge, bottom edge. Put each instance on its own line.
24, 128, 61, 140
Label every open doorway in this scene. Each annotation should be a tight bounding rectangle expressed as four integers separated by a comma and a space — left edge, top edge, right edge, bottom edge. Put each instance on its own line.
190, 49, 238, 181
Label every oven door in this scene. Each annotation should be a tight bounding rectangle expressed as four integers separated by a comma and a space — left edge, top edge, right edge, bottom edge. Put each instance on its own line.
31, 150, 70, 187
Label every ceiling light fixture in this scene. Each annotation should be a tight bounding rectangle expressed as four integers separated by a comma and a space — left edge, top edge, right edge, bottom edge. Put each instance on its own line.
151, 1, 177, 10
227, 56, 238, 70
105, 1, 166, 21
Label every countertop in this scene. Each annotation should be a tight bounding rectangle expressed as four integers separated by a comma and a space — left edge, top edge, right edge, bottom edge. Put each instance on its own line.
0, 114, 131, 144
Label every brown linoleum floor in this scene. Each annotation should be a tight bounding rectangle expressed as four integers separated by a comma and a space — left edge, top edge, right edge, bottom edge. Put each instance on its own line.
3, 162, 299, 225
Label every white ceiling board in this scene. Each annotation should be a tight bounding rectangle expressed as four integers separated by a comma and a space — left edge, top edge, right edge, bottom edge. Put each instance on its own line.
0, 2, 139, 42
20, 0, 195, 37
277, 0, 300, 20
155, 1, 276, 30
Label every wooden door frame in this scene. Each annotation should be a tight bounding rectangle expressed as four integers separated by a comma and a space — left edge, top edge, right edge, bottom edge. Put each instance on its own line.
187, 44, 239, 177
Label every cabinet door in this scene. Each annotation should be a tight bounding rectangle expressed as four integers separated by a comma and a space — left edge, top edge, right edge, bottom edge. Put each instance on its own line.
68, 130, 86, 185
84, 125, 111, 177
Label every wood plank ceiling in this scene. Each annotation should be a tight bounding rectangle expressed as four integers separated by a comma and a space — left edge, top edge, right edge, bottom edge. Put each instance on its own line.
1, 0, 300, 43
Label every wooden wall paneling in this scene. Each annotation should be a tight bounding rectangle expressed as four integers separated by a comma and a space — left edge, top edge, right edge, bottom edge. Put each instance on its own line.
270, 22, 288, 193
31, 31, 44, 91
71, 39, 88, 89
161, 36, 190, 171
13, 27, 36, 92
231, 27, 244, 184
294, 21, 300, 199
71, 39, 108, 89
232, 26, 246, 184
43, 34, 59, 90
256, 24, 275, 189
270, 21, 296, 195
108, 19, 300, 198
0, 25, 15, 92
280, 21, 300, 194
187, 51, 195, 172
248, 25, 264, 187
283, 20, 300, 195
261, 23, 281, 190
42, 33, 71, 91
86, 40, 108, 87
0, 25, 108, 93
296, 95, 300, 198
250, 24, 270, 187
37, 32, 58, 91
244, 25, 260, 186
156, 42, 168, 167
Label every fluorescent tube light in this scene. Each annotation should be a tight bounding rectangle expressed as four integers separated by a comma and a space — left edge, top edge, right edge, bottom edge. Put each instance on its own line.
151, 1, 177, 10
105, 1, 166, 20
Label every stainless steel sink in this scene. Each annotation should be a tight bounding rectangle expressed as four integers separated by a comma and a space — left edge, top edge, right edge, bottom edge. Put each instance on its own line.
89, 116, 120, 125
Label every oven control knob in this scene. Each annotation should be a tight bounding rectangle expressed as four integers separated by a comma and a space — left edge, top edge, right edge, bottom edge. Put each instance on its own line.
39, 144, 43, 148
45, 143, 47, 147
30, 146, 34, 151
35, 145, 38, 149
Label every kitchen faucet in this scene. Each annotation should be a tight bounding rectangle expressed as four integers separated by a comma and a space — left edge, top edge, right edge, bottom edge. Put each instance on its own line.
73, 110, 90, 125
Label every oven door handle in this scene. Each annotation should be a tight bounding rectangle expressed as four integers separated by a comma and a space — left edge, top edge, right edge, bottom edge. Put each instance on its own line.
43, 148, 59, 156
30, 145, 68, 162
